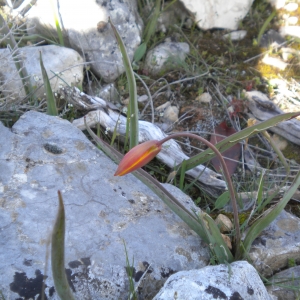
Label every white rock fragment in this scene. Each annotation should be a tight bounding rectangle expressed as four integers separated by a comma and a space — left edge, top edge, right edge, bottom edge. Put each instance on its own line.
280, 26, 300, 38
137, 95, 149, 103
163, 106, 179, 123
262, 55, 287, 70
287, 16, 298, 25
180, 0, 254, 30
267, 0, 286, 9
196, 92, 212, 103
156, 101, 171, 113
144, 42, 190, 76
284, 2, 298, 11
223, 30, 247, 41
215, 214, 233, 233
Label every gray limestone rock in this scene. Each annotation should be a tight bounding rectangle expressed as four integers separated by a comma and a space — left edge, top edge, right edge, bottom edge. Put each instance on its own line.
0, 111, 209, 299
267, 266, 300, 300
179, 0, 254, 30
0, 45, 83, 108
153, 260, 273, 299
249, 210, 300, 277
25, 0, 143, 82
144, 42, 189, 76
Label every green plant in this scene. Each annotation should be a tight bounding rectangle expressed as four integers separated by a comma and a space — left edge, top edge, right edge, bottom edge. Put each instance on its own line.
49, 0, 64, 46
51, 191, 75, 300
39, 52, 58, 116
109, 18, 138, 149
123, 240, 138, 300
85, 112, 300, 263
111, 111, 300, 262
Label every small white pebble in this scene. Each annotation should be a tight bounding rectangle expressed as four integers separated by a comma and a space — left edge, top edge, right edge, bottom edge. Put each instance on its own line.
284, 2, 298, 12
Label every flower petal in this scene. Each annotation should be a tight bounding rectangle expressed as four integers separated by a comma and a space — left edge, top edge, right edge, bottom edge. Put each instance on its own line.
114, 140, 162, 176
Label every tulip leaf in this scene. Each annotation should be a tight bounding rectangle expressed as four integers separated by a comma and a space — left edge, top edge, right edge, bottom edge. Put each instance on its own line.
109, 18, 138, 149
51, 191, 75, 300
40, 51, 58, 116
176, 111, 300, 173
214, 191, 230, 210
133, 42, 147, 63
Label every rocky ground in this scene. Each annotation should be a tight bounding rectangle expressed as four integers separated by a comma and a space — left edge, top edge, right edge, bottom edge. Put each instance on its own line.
1, 0, 300, 299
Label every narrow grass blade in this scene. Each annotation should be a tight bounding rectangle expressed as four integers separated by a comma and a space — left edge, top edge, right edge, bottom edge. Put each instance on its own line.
50, 0, 64, 46
241, 170, 300, 258
143, 0, 161, 44
179, 159, 186, 190
40, 51, 58, 116
257, 9, 277, 45
256, 171, 265, 208
109, 18, 138, 149
123, 240, 137, 300
51, 191, 75, 300
177, 112, 300, 173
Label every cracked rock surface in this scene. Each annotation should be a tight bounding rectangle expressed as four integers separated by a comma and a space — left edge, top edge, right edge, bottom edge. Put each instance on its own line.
0, 111, 209, 299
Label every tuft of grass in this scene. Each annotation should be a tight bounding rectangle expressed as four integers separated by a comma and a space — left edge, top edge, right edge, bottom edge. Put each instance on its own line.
123, 240, 137, 300
49, 0, 64, 46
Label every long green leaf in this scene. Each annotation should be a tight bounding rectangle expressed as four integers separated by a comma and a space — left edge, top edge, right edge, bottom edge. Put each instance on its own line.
109, 18, 138, 149
241, 170, 300, 258
176, 112, 300, 173
51, 191, 75, 300
201, 212, 234, 263
214, 191, 230, 210
40, 51, 58, 116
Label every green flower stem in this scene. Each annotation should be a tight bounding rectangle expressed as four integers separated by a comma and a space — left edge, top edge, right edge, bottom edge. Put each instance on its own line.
159, 133, 241, 256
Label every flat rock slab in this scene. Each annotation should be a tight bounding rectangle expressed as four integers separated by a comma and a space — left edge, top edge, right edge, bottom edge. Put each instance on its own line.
0, 111, 209, 300
249, 210, 300, 277
267, 266, 300, 299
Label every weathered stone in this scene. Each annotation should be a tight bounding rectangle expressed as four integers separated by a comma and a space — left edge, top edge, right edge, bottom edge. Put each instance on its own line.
153, 261, 273, 299
267, 266, 300, 300
179, 0, 255, 30
215, 214, 233, 233
249, 210, 300, 277
195, 92, 212, 103
0, 111, 209, 299
245, 90, 300, 146
162, 106, 179, 124
223, 30, 247, 41
0, 45, 83, 108
25, 0, 143, 82
144, 42, 189, 76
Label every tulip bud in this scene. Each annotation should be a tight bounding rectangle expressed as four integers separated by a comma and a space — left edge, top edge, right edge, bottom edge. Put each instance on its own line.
114, 140, 162, 176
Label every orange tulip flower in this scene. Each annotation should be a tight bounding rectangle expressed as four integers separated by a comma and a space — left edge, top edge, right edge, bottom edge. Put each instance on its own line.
114, 140, 162, 176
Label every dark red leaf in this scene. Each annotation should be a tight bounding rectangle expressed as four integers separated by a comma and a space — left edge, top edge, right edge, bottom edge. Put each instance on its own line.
210, 122, 241, 175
